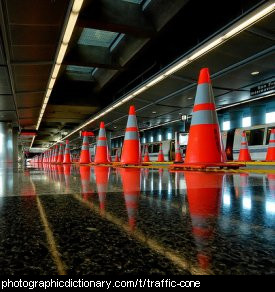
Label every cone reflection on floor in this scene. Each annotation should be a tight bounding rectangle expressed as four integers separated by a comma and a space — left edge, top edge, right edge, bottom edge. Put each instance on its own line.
157, 143, 165, 162
121, 105, 141, 165
114, 149, 120, 162
238, 131, 251, 161
268, 174, 275, 197
120, 168, 141, 230
143, 145, 150, 162
94, 166, 110, 214
57, 143, 64, 163
63, 164, 72, 191
94, 122, 109, 164
63, 140, 71, 163
185, 171, 223, 270
80, 166, 92, 197
266, 129, 275, 161
185, 68, 224, 164
79, 133, 91, 164
174, 143, 183, 163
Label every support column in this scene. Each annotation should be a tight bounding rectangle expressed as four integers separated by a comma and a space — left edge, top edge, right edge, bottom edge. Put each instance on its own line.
229, 111, 242, 129
251, 105, 266, 126
0, 122, 15, 163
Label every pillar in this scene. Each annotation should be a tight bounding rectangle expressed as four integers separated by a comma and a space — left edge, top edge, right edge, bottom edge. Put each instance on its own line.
228, 111, 241, 129
0, 122, 16, 163
251, 105, 266, 126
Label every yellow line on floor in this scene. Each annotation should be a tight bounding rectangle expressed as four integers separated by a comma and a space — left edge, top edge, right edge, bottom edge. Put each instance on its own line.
36, 196, 67, 275
72, 193, 211, 275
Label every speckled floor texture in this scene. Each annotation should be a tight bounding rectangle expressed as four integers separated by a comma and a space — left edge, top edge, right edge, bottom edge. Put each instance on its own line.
0, 163, 274, 275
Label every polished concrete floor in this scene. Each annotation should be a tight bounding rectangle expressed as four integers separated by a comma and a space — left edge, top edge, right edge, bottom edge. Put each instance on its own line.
0, 163, 274, 275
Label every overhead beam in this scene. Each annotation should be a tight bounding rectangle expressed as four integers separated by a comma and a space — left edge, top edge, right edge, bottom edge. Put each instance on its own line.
77, 0, 155, 38
64, 45, 122, 70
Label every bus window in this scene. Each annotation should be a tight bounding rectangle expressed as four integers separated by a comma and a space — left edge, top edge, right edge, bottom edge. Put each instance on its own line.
148, 144, 153, 153
266, 127, 274, 145
246, 128, 265, 146
152, 144, 159, 153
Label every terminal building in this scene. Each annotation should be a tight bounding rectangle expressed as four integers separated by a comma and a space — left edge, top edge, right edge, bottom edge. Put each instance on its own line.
0, 0, 274, 275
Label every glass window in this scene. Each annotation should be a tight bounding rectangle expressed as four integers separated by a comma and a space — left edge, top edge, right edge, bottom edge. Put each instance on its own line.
167, 132, 172, 140
152, 144, 159, 153
266, 112, 275, 124
158, 134, 162, 141
150, 136, 153, 142
148, 145, 153, 153
143, 137, 146, 143
223, 121, 230, 131
242, 116, 251, 127
246, 128, 265, 146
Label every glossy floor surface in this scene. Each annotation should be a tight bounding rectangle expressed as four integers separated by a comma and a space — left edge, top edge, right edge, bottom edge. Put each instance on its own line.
0, 163, 275, 275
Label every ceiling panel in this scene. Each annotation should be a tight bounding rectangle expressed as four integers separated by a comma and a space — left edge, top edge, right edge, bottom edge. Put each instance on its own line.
0, 94, 15, 110
16, 92, 44, 108
0, 67, 12, 94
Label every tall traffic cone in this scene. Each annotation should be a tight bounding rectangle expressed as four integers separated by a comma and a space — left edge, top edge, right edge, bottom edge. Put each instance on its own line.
94, 166, 110, 214
53, 145, 59, 163
184, 68, 224, 165
79, 133, 91, 164
143, 145, 150, 162
57, 143, 64, 163
121, 105, 141, 165
238, 131, 251, 161
94, 122, 110, 164
157, 143, 165, 162
114, 149, 120, 162
266, 129, 275, 161
174, 142, 183, 163
120, 168, 141, 230
185, 171, 223, 270
63, 140, 71, 164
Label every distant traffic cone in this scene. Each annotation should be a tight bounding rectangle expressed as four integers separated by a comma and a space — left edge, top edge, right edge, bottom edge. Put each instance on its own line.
94, 122, 110, 164
94, 166, 110, 214
53, 145, 59, 163
57, 143, 64, 163
185, 68, 224, 164
238, 131, 251, 161
174, 143, 183, 163
266, 129, 275, 161
157, 143, 165, 162
121, 105, 141, 165
79, 133, 91, 164
143, 145, 150, 162
114, 149, 120, 162
185, 171, 223, 270
120, 168, 141, 230
63, 140, 71, 164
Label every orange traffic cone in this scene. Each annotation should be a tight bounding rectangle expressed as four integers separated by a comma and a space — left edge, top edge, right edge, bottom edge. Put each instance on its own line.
266, 128, 275, 161
143, 145, 151, 162
157, 143, 165, 162
238, 131, 251, 161
63, 140, 71, 163
121, 105, 141, 165
79, 133, 91, 164
185, 171, 223, 270
114, 149, 120, 162
120, 168, 141, 230
94, 166, 110, 214
53, 145, 59, 163
184, 68, 224, 165
57, 143, 64, 163
94, 122, 110, 164
174, 143, 183, 163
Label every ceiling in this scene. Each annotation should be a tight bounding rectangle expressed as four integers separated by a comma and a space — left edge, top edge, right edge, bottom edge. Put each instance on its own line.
0, 0, 274, 149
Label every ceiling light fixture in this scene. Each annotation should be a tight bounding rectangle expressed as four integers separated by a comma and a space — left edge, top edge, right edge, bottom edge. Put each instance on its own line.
251, 71, 260, 75
30, 0, 84, 149
44, 2, 275, 148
